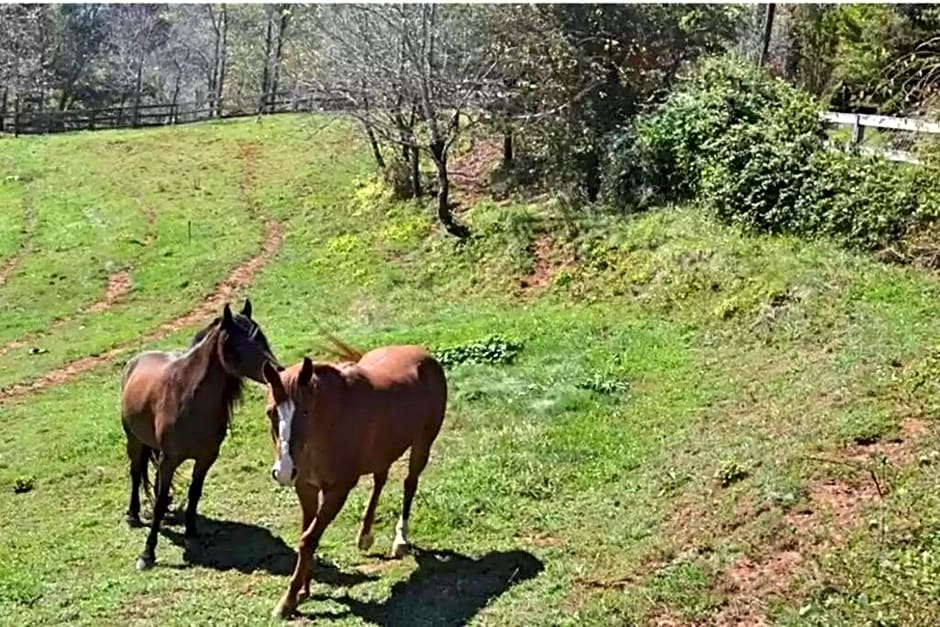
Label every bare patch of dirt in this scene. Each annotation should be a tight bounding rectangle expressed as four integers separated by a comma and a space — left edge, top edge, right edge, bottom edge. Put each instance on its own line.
519, 235, 576, 295
642, 416, 931, 624
86, 270, 133, 314
449, 140, 500, 206
0, 145, 283, 402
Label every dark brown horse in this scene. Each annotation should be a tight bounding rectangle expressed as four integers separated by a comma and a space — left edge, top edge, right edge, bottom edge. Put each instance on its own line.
121, 299, 281, 571
261, 340, 447, 619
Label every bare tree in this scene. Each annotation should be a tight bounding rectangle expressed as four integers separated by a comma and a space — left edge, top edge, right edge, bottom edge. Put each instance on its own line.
300, 4, 497, 237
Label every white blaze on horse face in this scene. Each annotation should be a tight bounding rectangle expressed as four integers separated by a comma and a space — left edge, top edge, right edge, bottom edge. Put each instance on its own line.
271, 399, 296, 486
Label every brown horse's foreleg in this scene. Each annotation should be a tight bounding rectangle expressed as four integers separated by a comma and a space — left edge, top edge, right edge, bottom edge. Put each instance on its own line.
295, 481, 321, 602
124, 436, 149, 528
137, 456, 179, 571
357, 471, 388, 552
393, 444, 431, 558
184, 451, 219, 544
274, 486, 351, 620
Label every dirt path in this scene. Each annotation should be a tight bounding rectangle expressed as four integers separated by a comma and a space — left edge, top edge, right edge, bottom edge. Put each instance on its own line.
0, 191, 36, 286
0, 144, 283, 402
449, 139, 500, 206
0, 201, 156, 359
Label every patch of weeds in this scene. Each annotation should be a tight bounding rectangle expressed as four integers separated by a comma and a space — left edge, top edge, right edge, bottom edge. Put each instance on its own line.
715, 460, 750, 487
905, 345, 940, 415
833, 407, 895, 447
576, 374, 629, 395
435, 336, 523, 368
13, 476, 34, 494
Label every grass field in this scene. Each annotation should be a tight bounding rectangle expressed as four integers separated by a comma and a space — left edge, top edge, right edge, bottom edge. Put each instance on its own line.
3, 115, 940, 626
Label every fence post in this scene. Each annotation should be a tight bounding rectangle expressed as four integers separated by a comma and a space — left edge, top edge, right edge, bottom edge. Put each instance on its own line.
13, 94, 20, 137
0, 89, 6, 133
850, 114, 865, 150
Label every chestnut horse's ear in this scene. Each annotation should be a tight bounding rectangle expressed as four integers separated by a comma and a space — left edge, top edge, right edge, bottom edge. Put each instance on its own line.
241, 298, 252, 318
221, 303, 234, 328
298, 357, 315, 386
262, 360, 281, 387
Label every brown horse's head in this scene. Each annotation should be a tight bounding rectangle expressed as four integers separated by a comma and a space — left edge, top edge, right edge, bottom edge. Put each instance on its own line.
262, 357, 344, 486
215, 299, 282, 383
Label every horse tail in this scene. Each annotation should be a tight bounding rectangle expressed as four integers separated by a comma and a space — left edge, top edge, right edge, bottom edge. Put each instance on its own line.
121, 355, 142, 391
140, 447, 159, 504
319, 333, 364, 363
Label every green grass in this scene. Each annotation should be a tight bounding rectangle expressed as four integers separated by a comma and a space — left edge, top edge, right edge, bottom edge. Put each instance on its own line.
3, 115, 940, 625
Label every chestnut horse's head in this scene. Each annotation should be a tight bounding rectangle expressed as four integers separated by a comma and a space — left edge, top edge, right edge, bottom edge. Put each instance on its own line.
262, 358, 314, 486
262, 357, 347, 487
214, 299, 282, 383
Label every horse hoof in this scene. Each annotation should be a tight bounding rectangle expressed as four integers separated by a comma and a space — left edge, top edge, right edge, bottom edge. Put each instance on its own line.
125, 515, 143, 529
136, 556, 155, 571
391, 541, 410, 558
357, 533, 374, 552
272, 599, 295, 620
184, 535, 198, 551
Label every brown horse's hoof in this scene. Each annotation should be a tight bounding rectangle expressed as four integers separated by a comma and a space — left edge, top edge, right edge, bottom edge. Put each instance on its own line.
272, 597, 295, 620
136, 555, 155, 571
357, 532, 374, 552
125, 514, 144, 529
184, 535, 198, 551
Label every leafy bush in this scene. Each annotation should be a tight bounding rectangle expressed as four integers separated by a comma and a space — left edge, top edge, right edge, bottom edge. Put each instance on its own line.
434, 336, 523, 368
603, 54, 940, 254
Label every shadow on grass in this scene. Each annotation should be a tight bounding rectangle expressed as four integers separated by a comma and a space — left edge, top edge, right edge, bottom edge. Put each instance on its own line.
299, 547, 544, 625
161, 515, 375, 587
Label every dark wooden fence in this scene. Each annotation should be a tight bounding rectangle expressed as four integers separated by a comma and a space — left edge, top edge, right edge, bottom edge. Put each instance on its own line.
0, 91, 349, 136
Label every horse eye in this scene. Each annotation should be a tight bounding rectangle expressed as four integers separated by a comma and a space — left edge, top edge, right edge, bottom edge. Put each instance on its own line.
266, 407, 277, 419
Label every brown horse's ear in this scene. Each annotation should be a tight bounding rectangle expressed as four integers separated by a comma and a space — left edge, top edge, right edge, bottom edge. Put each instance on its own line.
241, 298, 252, 318
221, 303, 234, 328
298, 356, 315, 386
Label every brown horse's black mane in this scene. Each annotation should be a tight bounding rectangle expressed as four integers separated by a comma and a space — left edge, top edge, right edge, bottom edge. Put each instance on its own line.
318, 334, 364, 363
175, 323, 244, 427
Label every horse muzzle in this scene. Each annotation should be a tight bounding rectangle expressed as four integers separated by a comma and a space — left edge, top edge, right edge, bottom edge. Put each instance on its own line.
271, 462, 297, 486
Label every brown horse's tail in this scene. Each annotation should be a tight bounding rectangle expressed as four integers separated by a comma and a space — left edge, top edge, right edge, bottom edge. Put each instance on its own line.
318, 333, 364, 363
140, 447, 160, 505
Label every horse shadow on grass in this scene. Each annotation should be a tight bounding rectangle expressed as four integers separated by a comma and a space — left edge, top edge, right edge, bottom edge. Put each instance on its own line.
160, 515, 377, 587
300, 547, 545, 626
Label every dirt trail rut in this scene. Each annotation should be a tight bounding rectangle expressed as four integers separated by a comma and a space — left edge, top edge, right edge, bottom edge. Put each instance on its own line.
0, 144, 282, 402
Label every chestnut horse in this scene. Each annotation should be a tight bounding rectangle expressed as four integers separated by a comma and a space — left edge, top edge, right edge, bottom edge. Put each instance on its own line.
121, 299, 281, 571
261, 340, 447, 619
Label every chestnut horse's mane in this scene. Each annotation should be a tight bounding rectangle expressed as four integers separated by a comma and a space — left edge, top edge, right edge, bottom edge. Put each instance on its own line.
318, 333, 364, 363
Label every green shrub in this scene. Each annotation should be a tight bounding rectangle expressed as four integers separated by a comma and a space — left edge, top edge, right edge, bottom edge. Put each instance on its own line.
604, 54, 940, 255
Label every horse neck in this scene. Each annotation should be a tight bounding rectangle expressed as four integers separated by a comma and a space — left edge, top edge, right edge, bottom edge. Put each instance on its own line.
176, 330, 243, 419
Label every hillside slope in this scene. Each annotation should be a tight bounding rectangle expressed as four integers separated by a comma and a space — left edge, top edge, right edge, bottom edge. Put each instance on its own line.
1, 115, 940, 625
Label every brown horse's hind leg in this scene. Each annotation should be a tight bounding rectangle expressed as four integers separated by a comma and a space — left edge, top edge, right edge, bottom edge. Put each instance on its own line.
274, 485, 352, 619
124, 434, 150, 528
357, 471, 388, 552
137, 455, 180, 571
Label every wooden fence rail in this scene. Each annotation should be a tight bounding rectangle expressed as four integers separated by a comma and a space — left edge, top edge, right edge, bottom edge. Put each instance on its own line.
820, 111, 940, 164
0, 91, 349, 136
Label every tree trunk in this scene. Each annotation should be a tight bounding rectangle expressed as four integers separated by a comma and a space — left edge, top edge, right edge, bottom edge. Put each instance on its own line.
430, 140, 468, 238
132, 58, 144, 127
502, 131, 513, 169
269, 5, 289, 113
171, 67, 183, 124
216, 5, 228, 117
410, 146, 421, 197
363, 122, 386, 170
259, 6, 274, 114
759, 3, 776, 67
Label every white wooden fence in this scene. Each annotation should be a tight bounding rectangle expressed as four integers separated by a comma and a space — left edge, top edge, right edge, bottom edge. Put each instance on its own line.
821, 111, 940, 164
